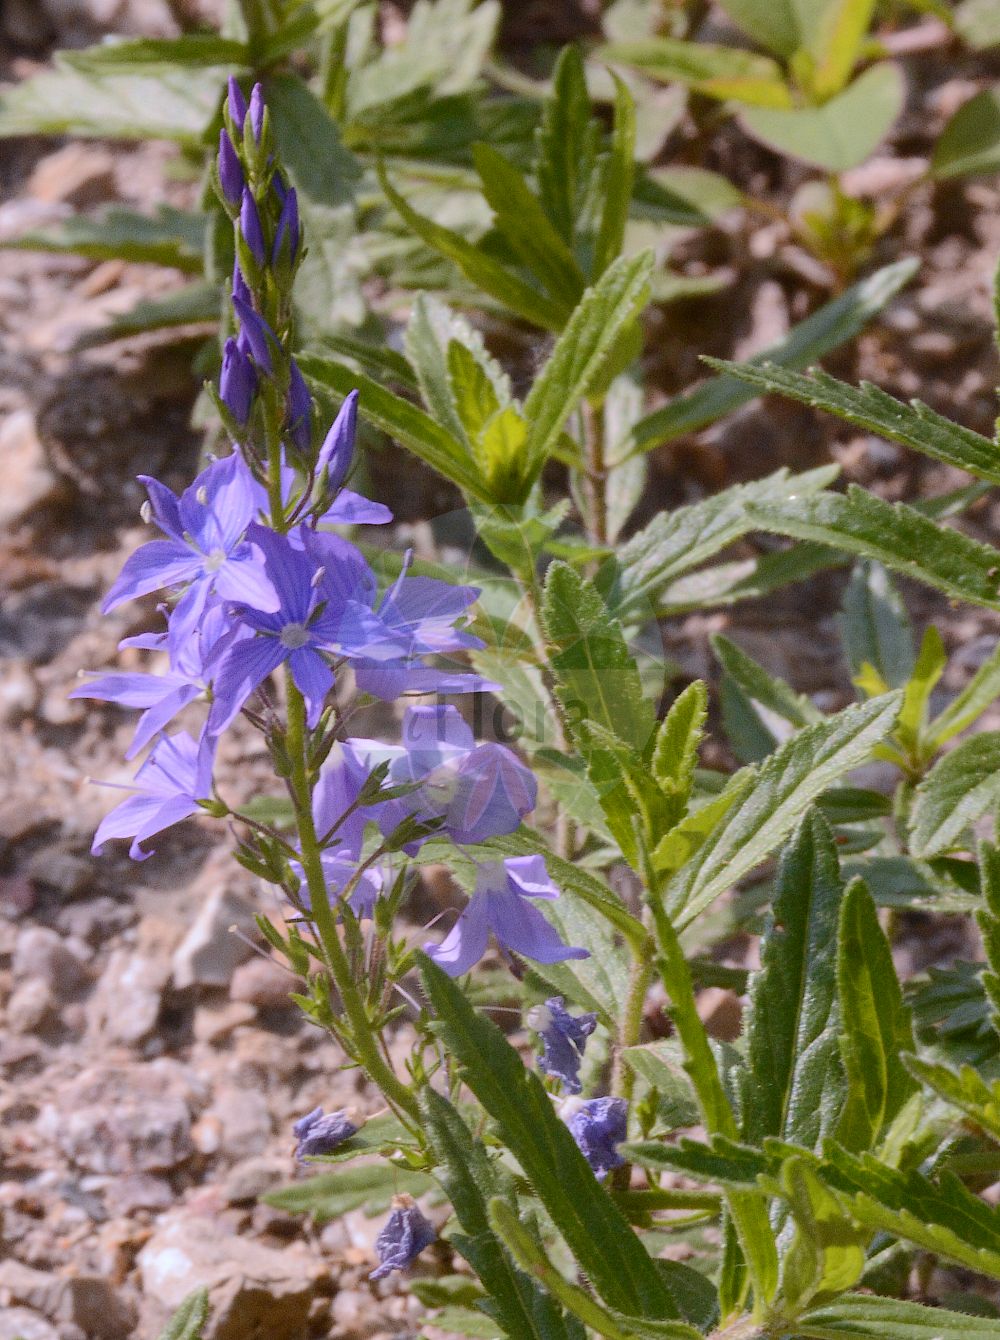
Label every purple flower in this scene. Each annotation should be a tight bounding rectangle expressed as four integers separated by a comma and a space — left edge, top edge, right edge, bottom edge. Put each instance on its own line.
232, 262, 252, 308
424, 855, 588, 977
370, 1195, 435, 1281
317, 392, 358, 493
206, 526, 393, 732
248, 81, 265, 142
220, 337, 256, 426
531, 997, 597, 1095
240, 188, 265, 267
217, 128, 243, 207
92, 730, 215, 861
566, 1097, 628, 1179
103, 454, 278, 646
320, 490, 392, 527
273, 185, 299, 265
292, 1107, 357, 1162
227, 76, 247, 131
233, 295, 274, 374
285, 359, 312, 454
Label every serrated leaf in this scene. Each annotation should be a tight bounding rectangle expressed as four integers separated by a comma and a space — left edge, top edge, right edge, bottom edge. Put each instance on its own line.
928, 640, 1000, 746
534, 46, 599, 246
156, 1290, 210, 1340
977, 841, 1000, 1037
297, 356, 490, 499
838, 561, 915, 689
419, 956, 681, 1321
657, 542, 843, 616
933, 87, 1000, 179
600, 466, 838, 618
522, 252, 654, 481
741, 64, 904, 172
593, 75, 637, 277
799, 1292, 1000, 1339
666, 694, 901, 928
379, 166, 568, 332
835, 880, 916, 1152
746, 483, 1000, 611
63, 34, 247, 70
301, 1112, 415, 1165
424, 1306, 506, 1338
264, 1162, 433, 1220
706, 359, 1000, 486
1, 206, 206, 273
423, 1090, 582, 1340
653, 769, 756, 877
628, 258, 917, 453
713, 633, 824, 742
904, 1055, 1000, 1141
600, 38, 792, 108
910, 733, 1000, 857
75, 281, 219, 347
624, 1135, 770, 1187
651, 681, 708, 828
742, 811, 846, 1155
266, 72, 360, 210
770, 1156, 866, 1312
0, 58, 220, 143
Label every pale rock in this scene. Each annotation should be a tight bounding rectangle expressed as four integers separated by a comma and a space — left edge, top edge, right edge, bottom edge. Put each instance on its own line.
138, 1211, 326, 1340
0, 1259, 136, 1338
0, 410, 63, 530
41, 1059, 200, 1174
1, 0, 55, 48
25, 849, 93, 900
222, 1155, 287, 1204
88, 946, 170, 1046
27, 145, 116, 208
102, 1173, 174, 1217
0, 661, 38, 724
172, 887, 259, 990
193, 1000, 255, 1045
205, 1083, 272, 1159
229, 955, 294, 1009
13, 927, 89, 997
7, 979, 56, 1034
0, 1308, 59, 1340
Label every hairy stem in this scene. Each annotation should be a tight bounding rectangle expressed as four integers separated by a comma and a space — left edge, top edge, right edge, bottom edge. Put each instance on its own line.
582, 398, 609, 548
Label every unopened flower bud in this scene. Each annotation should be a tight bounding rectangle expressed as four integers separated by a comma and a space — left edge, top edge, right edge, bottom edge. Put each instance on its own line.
219, 337, 256, 426
248, 82, 265, 143
232, 295, 275, 375
227, 76, 247, 131
317, 390, 359, 493
217, 128, 243, 207
272, 185, 299, 266
239, 188, 266, 267
285, 358, 312, 454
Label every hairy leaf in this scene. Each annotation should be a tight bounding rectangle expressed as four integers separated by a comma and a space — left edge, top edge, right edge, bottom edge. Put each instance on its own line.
157, 1290, 210, 1340
264, 1163, 433, 1220
838, 561, 915, 689
928, 640, 1000, 746
1, 206, 205, 273
911, 733, 1000, 856
799, 1293, 1000, 1339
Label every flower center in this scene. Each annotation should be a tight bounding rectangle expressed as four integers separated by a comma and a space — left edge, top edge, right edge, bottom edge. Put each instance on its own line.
203, 547, 227, 574
280, 622, 310, 649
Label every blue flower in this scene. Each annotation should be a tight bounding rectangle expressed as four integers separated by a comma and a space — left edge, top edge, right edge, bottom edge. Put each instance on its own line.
292, 1107, 357, 1162
370, 1195, 435, 1281
220, 337, 256, 426
92, 730, 215, 861
206, 526, 396, 732
103, 453, 278, 646
566, 1097, 628, 1179
217, 128, 243, 207
530, 997, 597, 1094
424, 855, 589, 978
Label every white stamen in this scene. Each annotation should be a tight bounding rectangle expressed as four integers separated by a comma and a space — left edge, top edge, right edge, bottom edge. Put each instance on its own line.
196, 486, 209, 506
140, 500, 152, 523
310, 566, 326, 588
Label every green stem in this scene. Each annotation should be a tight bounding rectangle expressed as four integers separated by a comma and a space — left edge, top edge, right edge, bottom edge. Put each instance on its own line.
582, 397, 609, 548
285, 675, 420, 1121
613, 948, 652, 1102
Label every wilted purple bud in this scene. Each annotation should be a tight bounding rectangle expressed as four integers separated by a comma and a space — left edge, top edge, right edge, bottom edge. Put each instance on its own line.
317, 390, 358, 492
239, 188, 266, 267
286, 358, 312, 453
272, 185, 299, 265
233, 295, 274, 375
566, 1097, 627, 1179
530, 997, 597, 1095
248, 82, 265, 143
369, 1195, 435, 1280
217, 129, 243, 207
292, 1106, 357, 1162
227, 76, 247, 130
219, 337, 256, 426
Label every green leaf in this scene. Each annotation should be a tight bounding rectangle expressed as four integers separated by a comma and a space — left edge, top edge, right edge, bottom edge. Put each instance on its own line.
656, 542, 843, 616
742, 811, 846, 1153
928, 640, 1000, 746
601, 466, 838, 618
593, 75, 637, 277
264, 1163, 433, 1220
666, 694, 901, 927
62, 34, 248, 70
379, 166, 568, 331
629, 258, 916, 454
404, 296, 475, 444
599, 38, 792, 109
423, 1090, 582, 1340
541, 561, 655, 753
156, 1290, 209, 1340
904, 1055, 1000, 1141
838, 561, 915, 689
419, 956, 681, 1321
956, 0, 1000, 50
768, 1155, 866, 1312
75, 281, 219, 347
740, 64, 904, 172
933, 87, 1000, 179
522, 252, 654, 481
0, 58, 220, 144
302, 1112, 415, 1165
704, 360, 1000, 486
799, 1293, 1000, 1339
653, 769, 756, 877
910, 733, 1000, 857
473, 142, 585, 307
835, 880, 916, 1152
266, 73, 360, 209
622, 1040, 700, 1131
651, 681, 708, 828
715, 0, 801, 58
713, 633, 824, 738
424, 1307, 505, 1338
746, 484, 1000, 611
0, 206, 206, 273
297, 356, 490, 499
796, 0, 878, 100
534, 45, 599, 245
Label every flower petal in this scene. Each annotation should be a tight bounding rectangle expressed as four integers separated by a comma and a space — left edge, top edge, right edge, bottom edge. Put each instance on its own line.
289, 647, 334, 728
319, 490, 392, 526
489, 892, 588, 965
423, 892, 491, 977
207, 635, 287, 734
102, 541, 200, 612
212, 551, 280, 612
137, 475, 183, 540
